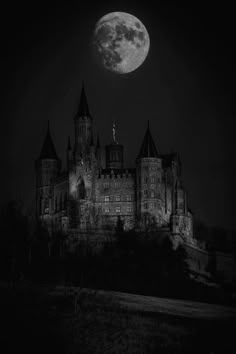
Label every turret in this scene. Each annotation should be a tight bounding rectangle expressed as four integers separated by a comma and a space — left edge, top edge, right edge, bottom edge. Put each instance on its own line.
136, 121, 162, 227
35, 121, 60, 218
105, 122, 124, 169
74, 82, 93, 162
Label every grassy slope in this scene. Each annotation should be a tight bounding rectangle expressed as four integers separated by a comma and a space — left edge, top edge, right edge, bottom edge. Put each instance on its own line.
1, 282, 236, 353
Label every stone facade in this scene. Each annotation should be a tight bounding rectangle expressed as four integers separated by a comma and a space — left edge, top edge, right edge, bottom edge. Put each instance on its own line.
35, 84, 193, 242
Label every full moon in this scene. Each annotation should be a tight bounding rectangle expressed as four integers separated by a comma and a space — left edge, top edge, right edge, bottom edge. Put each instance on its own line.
93, 12, 150, 74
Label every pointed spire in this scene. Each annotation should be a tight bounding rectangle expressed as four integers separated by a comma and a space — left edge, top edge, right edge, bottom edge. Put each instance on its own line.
137, 121, 158, 158
111, 118, 115, 144
39, 121, 58, 160
76, 81, 90, 118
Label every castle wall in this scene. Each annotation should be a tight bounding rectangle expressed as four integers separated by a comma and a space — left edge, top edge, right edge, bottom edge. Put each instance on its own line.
35, 158, 59, 217
94, 171, 136, 230
52, 175, 69, 231
183, 242, 210, 275
136, 157, 164, 227
215, 251, 236, 282
182, 240, 236, 282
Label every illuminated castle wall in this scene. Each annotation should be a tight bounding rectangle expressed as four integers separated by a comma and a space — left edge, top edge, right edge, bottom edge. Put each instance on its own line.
35, 84, 193, 241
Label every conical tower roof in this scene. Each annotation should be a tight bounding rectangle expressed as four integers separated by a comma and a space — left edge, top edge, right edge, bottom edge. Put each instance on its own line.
75, 82, 91, 118
137, 121, 158, 158
39, 121, 58, 160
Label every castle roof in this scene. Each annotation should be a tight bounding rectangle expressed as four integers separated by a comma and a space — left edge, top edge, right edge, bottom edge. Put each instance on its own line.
137, 121, 158, 159
75, 82, 91, 119
39, 121, 58, 160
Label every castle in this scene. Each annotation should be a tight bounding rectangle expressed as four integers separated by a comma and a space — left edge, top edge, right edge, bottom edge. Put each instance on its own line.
35, 84, 193, 244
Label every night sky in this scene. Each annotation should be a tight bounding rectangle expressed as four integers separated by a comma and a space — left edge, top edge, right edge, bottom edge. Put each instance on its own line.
1, 0, 235, 228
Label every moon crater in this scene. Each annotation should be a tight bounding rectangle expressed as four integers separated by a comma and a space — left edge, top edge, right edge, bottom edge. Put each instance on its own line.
94, 12, 150, 74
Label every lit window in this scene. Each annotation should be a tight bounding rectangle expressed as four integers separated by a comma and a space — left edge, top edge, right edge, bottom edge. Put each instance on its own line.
150, 191, 155, 198
115, 195, 121, 201
105, 207, 109, 213
105, 196, 110, 202
116, 206, 121, 213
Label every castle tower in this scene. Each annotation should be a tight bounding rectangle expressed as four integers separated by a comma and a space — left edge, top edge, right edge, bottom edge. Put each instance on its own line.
74, 83, 93, 163
136, 121, 162, 228
167, 153, 193, 240
105, 122, 124, 169
35, 122, 60, 221
68, 83, 97, 230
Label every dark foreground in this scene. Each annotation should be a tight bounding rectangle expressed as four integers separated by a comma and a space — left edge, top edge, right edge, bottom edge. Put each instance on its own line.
1, 281, 236, 354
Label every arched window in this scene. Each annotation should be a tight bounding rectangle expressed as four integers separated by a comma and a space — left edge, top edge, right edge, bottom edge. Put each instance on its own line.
151, 176, 155, 184
77, 177, 86, 199
44, 198, 49, 214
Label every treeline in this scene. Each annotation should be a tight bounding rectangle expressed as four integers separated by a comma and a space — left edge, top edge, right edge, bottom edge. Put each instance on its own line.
0, 200, 189, 293
0, 200, 66, 282
65, 229, 189, 298
0, 200, 234, 305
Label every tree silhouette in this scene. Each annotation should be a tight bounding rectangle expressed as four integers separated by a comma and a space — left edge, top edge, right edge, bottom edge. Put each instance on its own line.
0, 200, 30, 281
